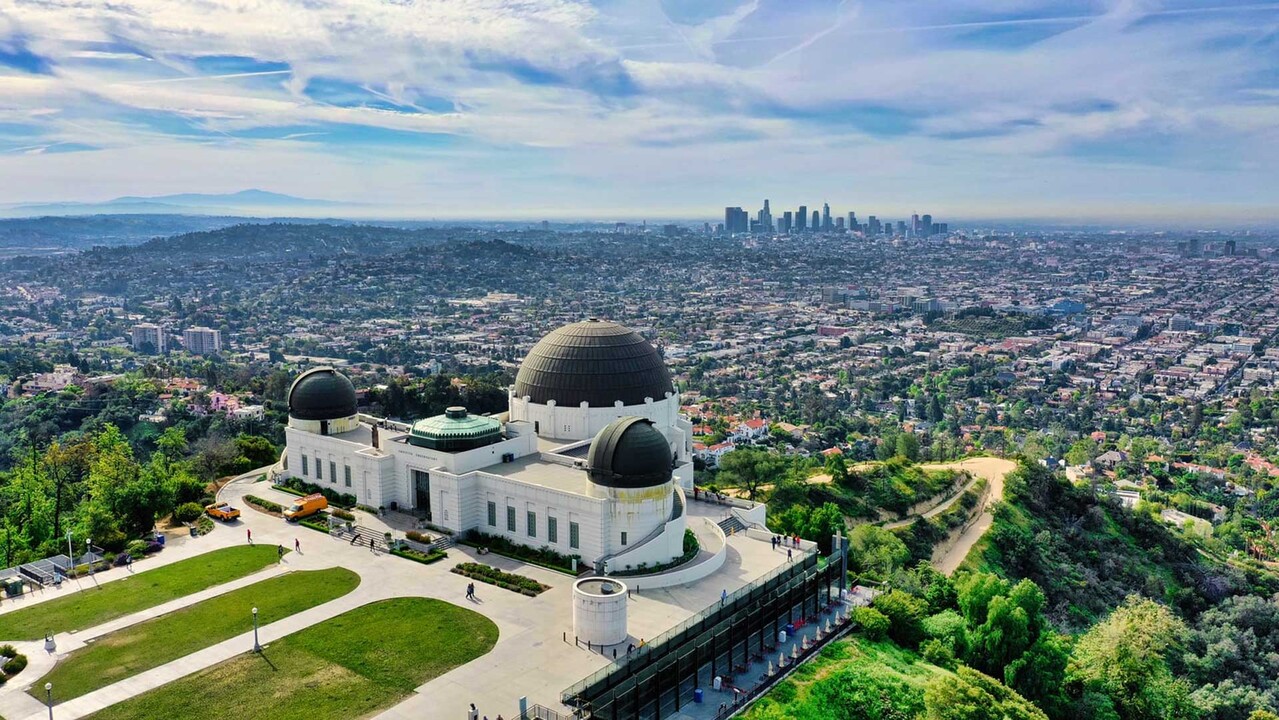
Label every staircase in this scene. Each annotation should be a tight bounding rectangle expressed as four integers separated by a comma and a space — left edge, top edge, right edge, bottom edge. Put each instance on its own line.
428, 535, 455, 552
718, 514, 747, 536
335, 524, 391, 552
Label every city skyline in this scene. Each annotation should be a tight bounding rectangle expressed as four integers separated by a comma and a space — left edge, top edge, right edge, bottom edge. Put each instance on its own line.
1, 1, 1278, 223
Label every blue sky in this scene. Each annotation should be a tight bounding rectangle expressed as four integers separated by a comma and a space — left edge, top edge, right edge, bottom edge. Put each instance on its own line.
1, 0, 1278, 223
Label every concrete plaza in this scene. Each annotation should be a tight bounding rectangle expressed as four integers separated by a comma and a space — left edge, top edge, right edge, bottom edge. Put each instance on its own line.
0, 468, 794, 720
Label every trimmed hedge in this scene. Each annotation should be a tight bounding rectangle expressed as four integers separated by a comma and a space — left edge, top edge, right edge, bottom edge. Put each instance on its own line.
392, 548, 447, 565
330, 508, 356, 522
460, 530, 582, 575
244, 495, 283, 515
273, 477, 357, 509
452, 562, 548, 596
299, 518, 331, 534
1, 643, 28, 682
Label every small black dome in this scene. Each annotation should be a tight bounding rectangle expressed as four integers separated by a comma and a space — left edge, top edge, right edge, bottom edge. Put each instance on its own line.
288, 367, 357, 421
514, 319, 674, 407
587, 417, 673, 489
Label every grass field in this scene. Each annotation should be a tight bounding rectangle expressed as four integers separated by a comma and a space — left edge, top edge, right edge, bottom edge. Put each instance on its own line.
86, 598, 498, 720
35, 568, 359, 704
0, 545, 281, 641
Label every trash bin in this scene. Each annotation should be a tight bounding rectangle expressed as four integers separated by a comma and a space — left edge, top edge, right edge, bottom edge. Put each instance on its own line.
786, 623, 795, 635
155, 533, 166, 546
693, 688, 704, 704
713, 676, 723, 691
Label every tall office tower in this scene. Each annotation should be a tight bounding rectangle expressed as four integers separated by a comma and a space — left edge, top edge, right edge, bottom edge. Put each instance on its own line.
131, 323, 166, 354
1225, 239, 1237, 256
811, 210, 820, 231
822, 202, 832, 231
867, 216, 880, 235
921, 214, 932, 236
760, 199, 773, 232
911, 214, 921, 235
183, 326, 222, 355
782, 211, 793, 232
1186, 237, 1202, 257
797, 206, 808, 231
936, 223, 948, 235
835, 217, 845, 231
725, 207, 749, 234
848, 212, 858, 232
897, 221, 908, 236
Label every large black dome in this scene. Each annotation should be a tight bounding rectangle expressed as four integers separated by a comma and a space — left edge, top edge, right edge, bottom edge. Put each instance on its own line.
587, 417, 673, 489
288, 367, 358, 421
514, 319, 674, 407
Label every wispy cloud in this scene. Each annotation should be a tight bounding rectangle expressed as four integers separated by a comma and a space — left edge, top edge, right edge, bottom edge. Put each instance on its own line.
0, 0, 1276, 221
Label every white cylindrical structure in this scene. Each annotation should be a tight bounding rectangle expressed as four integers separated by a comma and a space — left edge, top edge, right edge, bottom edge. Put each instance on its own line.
573, 578, 629, 646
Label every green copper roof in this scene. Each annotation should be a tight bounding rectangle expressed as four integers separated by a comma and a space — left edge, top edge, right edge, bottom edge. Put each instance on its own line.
408, 407, 503, 451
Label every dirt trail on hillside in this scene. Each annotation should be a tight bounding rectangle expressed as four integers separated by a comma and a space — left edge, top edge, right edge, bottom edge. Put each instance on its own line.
927, 457, 1017, 575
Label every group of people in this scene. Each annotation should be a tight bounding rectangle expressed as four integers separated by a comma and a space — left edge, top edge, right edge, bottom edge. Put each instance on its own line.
468, 702, 503, 720
771, 534, 799, 561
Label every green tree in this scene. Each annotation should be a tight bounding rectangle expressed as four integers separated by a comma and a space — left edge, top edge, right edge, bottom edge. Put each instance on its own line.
873, 590, 928, 648
924, 666, 1049, 720
717, 447, 783, 500
896, 433, 921, 461
850, 524, 910, 578
1070, 595, 1198, 720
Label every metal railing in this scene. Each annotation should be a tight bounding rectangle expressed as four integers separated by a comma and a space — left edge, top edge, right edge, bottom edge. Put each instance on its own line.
561, 543, 820, 703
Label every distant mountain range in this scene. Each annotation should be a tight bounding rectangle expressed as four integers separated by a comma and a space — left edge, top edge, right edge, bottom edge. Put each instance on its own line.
1, 189, 347, 218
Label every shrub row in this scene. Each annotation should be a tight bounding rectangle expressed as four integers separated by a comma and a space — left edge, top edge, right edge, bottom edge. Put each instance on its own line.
273, 477, 357, 509
460, 530, 583, 575
392, 548, 448, 565
245, 495, 283, 514
405, 530, 436, 544
299, 518, 331, 534
330, 508, 356, 522
452, 562, 548, 596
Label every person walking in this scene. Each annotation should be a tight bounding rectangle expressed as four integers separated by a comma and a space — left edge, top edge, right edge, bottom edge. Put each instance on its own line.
466, 582, 476, 600
721, 588, 728, 605
787, 548, 793, 562
350, 531, 358, 545
295, 538, 301, 553
369, 536, 376, 553
247, 528, 253, 545
277, 544, 285, 562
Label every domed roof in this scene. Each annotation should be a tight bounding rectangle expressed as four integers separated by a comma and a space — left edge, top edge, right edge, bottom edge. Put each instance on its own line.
514, 319, 674, 407
408, 407, 503, 451
288, 367, 357, 421
587, 417, 673, 489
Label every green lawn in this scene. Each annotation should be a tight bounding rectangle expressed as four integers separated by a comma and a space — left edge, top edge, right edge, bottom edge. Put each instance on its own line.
86, 598, 499, 720
0, 545, 280, 641
35, 568, 359, 704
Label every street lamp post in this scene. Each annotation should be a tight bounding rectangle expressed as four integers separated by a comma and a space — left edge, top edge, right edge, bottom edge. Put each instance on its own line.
252, 607, 261, 652
65, 532, 72, 562
45, 682, 53, 719
86, 538, 93, 577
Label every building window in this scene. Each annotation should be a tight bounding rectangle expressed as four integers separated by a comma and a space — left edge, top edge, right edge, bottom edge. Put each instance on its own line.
301, 455, 308, 476
507, 506, 516, 532
487, 501, 497, 527
569, 522, 580, 550
315, 457, 322, 480
344, 465, 352, 488
330, 461, 337, 485
527, 511, 536, 538
621, 531, 628, 546
548, 517, 558, 544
